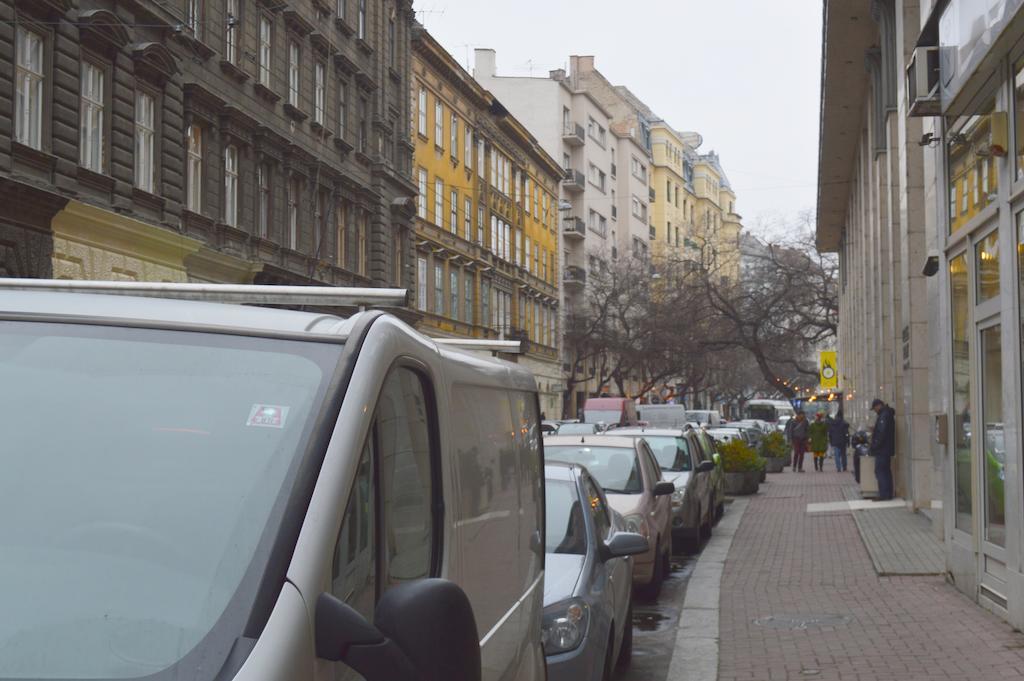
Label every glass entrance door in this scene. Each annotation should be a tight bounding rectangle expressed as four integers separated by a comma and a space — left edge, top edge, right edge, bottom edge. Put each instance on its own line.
980, 324, 1005, 549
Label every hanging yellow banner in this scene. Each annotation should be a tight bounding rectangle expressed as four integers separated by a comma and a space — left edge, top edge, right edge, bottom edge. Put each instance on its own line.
820, 351, 838, 389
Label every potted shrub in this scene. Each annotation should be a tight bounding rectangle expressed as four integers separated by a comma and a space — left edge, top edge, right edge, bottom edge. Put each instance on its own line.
719, 439, 765, 495
758, 431, 790, 474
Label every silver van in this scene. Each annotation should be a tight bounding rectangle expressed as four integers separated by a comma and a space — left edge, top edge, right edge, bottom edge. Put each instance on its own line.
0, 282, 545, 681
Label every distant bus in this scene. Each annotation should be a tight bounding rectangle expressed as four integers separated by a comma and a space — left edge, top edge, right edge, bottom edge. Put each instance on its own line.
743, 400, 796, 428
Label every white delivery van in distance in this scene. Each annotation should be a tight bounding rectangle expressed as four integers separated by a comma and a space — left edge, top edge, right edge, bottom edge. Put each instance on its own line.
0, 281, 545, 681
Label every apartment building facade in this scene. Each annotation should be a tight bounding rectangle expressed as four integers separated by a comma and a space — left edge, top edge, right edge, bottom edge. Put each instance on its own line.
473, 48, 630, 417
1, 0, 415, 289
818, 0, 1024, 626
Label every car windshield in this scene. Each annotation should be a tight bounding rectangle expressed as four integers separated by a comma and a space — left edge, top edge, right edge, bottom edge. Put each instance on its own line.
545, 480, 587, 554
545, 445, 642, 494
557, 423, 597, 435
0, 321, 341, 680
640, 436, 692, 472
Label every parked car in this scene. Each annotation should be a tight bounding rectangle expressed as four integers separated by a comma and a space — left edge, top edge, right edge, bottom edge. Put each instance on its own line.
690, 427, 727, 521
544, 435, 673, 598
732, 419, 774, 435
716, 425, 761, 447
0, 282, 548, 681
558, 422, 605, 436
543, 463, 647, 681
583, 397, 640, 428
542, 421, 561, 436
685, 410, 722, 427
609, 428, 718, 551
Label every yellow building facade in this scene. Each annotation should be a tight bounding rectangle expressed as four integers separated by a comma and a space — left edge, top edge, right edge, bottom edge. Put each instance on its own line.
649, 124, 692, 263
693, 152, 742, 281
411, 29, 564, 415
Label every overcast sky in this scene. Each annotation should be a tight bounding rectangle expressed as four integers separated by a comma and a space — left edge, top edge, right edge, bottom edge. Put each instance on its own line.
416, 0, 823, 238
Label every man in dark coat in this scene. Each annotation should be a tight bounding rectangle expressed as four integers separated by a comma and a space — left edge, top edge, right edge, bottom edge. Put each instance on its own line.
869, 398, 896, 500
828, 412, 851, 473
789, 411, 810, 473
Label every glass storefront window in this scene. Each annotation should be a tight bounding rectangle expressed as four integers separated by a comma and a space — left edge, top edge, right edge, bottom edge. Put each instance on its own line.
976, 230, 1000, 302
948, 98, 998, 234
981, 325, 1005, 547
950, 254, 973, 533
1015, 58, 1024, 180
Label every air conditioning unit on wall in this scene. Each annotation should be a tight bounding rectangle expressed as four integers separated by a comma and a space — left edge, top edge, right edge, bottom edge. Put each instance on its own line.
907, 46, 941, 117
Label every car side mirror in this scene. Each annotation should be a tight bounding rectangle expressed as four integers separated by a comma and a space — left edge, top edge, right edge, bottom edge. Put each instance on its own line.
653, 481, 675, 496
316, 579, 481, 681
603, 531, 650, 559
696, 460, 716, 474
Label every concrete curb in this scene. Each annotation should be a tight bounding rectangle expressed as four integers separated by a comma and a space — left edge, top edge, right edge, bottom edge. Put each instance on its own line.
666, 498, 749, 681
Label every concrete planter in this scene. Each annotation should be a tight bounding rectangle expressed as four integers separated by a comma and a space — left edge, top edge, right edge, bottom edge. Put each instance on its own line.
765, 457, 787, 474
724, 471, 761, 496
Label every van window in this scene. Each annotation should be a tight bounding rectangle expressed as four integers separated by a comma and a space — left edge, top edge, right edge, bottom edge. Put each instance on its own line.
331, 366, 438, 633
332, 437, 376, 620
377, 368, 436, 586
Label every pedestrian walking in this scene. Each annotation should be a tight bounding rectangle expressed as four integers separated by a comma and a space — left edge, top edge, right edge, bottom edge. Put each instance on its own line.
789, 411, 809, 472
829, 411, 851, 472
808, 412, 829, 471
870, 398, 896, 500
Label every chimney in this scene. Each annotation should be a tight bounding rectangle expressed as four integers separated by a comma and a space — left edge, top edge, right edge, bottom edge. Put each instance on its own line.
571, 55, 596, 75
473, 48, 497, 79
549, 68, 566, 81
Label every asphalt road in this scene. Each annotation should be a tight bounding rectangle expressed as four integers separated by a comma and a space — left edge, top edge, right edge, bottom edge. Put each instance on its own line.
615, 552, 697, 681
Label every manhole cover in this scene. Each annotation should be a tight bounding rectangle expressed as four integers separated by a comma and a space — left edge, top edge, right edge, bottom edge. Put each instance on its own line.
753, 614, 852, 630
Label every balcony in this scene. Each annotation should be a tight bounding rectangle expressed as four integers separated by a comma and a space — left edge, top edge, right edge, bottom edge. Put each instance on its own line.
562, 122, 585, 147
562, 216, 585, 240
564, 265, 587, 288
562, 168, 585, 194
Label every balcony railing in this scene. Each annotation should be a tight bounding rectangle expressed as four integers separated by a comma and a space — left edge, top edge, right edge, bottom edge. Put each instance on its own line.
562, 216, 585, 239
564, 265, 586, 287
562, 168, 585, 193
562, 122, 585, 147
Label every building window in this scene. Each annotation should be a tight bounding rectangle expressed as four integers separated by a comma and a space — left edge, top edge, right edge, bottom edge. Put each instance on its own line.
434, 178, 443, 225
465, 127, 472, 170
417, 88, 427, 136
288, 176, 300, 249
388, 14, 396, 66
80, 61, 105, 172
357, 211, 367, 275
464, 197, 472, 241
185, 124, 202, 212
464, 276, 473, 324
477, 205, 484, 245
450, 112, 458, 160
417, 168, 428, 219
314, 189, 326, 255
337, 0, 346, 20
223, 145, 238, 226
314, 62, 325, 125
259, 16, 272, 87
450, 271, 459, 321
185, 0, 203, 39
417, 257, 427, 311
134, 91, 155, 193
434, 100, 444, 150
338, 81, 348, 138
477, 139, 485, 178
976, 230, 1000, 302
524, 236, 531, 273
481, 280, 491, 329
358, 97, 368, 152
15, 27, 44, 150
449, 189, 458, 233
434, 263, 444, 315
225, 0, 239, 64
357, 0, 366, 40
288, 41, 300, 107
336, 200, 348, 265
257, 164, 270, 238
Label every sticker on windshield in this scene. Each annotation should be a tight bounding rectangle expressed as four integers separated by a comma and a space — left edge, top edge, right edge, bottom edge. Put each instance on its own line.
247, 404, 290, 429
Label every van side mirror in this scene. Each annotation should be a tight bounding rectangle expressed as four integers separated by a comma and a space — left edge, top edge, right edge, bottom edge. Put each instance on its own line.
653, 481, 675, 496
316, 579, 481, 681
696, 460, 716, 474
603, 531, 649, 559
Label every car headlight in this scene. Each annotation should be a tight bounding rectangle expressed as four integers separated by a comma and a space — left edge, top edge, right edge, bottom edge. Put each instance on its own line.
624, 513, 648, 537
671, 489, 684, 507
542, 599, 590, 654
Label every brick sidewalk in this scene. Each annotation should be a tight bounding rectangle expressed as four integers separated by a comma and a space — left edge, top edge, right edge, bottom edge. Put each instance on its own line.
718, 467, 1024, 681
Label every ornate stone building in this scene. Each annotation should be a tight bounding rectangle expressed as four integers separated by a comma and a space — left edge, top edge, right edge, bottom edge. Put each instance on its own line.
0, 0, 416, 287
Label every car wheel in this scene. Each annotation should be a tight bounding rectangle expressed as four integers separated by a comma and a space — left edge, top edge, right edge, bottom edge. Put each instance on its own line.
616, 601, 634, 669
638, 540, 664, 601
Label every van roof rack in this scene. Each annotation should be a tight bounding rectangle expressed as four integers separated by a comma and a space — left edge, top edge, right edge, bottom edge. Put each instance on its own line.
433, 338, 522, 355
0, 279, 409, 308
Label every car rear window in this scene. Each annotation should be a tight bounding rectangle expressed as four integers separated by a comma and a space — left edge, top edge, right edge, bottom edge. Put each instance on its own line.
544, 445, 642, 494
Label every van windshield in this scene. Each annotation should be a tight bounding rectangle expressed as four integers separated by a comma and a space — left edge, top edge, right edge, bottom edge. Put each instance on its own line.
545, 445, 642, 494
0, 322, 341, 680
